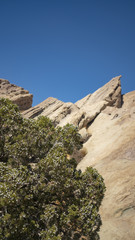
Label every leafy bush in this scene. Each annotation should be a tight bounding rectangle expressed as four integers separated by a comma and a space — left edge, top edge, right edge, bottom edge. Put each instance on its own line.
0, 98, 105, 240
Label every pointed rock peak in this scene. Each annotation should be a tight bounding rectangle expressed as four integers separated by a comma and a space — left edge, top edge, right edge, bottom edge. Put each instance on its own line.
75, 75, 122, 109
91, 75, 122, 108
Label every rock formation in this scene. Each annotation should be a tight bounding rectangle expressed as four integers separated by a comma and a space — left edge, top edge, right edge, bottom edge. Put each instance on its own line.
0, 79, 33, 110
77, 89, 135, 240
1, 76, 135, 240
23, 76, 122, 128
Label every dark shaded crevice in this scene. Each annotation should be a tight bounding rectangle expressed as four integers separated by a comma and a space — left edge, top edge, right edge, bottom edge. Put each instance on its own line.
121, 94, 124, 107
78, 113, 85, 127
105, 83, 122, 108
120, 206, 135, 217
81, 133, 92, 144
85, 102, 110, 129
86, 113, 100, 129
82, 94, 92, 106
29, 108, 44, 119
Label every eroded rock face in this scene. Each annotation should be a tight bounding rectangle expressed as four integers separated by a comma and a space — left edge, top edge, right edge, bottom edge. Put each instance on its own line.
0, 79, 33, 110
23, 76, 122, 129
23, 75, 135, 240
1, 75, 135, 239
77, 90, 135, 240
23, 97, 79, 126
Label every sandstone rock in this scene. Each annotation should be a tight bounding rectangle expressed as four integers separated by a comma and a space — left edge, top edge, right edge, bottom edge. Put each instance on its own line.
75, 94, 91, 108
1, 75, 135, 239
76, 75, 122, 128
23, 75, 134, 240
0, 79, 33, 110
23, 97, 79, 126
77, 90, 135, 240
23, 97, 63, 119
23, 76, 122, 130
75, 75, 122, 108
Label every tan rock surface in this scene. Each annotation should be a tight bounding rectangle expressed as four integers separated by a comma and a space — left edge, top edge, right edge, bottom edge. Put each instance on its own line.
77, 91, 135, 240
23, 76, 122, 128
0, 79, 33, 110
25, 75, 134, 239
1, 75, 135, 239
23, 97, 79, 125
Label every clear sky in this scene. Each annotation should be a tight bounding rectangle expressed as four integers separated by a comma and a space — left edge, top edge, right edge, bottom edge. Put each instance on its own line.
0, 0, 135, 106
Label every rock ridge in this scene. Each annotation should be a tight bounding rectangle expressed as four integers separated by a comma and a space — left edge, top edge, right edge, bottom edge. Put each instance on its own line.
0, 75, 135, 240
22, 75, 135, 240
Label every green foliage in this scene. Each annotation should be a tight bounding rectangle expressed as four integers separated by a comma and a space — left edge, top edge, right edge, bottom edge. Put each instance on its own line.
0, 98, 82, 166
0, 98, 105, 240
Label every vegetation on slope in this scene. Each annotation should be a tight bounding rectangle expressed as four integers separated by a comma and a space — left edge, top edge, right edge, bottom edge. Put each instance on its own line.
0, 98, 105, 240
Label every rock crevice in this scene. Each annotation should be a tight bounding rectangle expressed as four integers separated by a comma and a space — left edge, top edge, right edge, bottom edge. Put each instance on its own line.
1, 75, 135, 240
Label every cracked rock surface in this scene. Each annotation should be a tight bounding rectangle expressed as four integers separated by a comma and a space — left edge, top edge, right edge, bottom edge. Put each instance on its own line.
0, 79, 33, 110
77, 90, 135, 240
1, 76, 135, 240
22, 75, 135, 239
23, 76, 122, 128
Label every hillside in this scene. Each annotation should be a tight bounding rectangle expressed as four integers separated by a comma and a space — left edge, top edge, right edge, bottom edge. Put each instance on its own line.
0, 76, 135, 239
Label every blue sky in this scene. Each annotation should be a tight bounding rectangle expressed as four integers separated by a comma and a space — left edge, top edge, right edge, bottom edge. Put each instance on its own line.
0, 0, 135, 106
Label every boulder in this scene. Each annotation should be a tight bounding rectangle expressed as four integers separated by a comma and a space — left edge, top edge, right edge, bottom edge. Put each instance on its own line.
0, 79, 33, 110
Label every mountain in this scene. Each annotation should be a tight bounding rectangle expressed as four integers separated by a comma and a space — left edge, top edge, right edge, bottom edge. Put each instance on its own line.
0, 76, 135, 240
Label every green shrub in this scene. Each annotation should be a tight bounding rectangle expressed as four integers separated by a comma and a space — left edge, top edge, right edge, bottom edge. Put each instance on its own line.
0, 98, 105, 240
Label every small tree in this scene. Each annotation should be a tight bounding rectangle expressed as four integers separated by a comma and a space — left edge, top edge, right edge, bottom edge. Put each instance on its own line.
0, 98, 105, 240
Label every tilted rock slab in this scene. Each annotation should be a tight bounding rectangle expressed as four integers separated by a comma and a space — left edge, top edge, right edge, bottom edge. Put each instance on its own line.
23, 75, 135, 239
77, 90, 135, 240
1, 76, 135, 239
23, 96, 79, 125
0, 79, 33, 110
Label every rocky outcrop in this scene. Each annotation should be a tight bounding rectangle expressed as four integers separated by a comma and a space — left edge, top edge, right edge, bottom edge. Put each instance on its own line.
74, 75, 122, 129
0, 79, 33, 110
23, 96, 79, 126
23, 76, 122, 129
23, 75, 135, 240
1, 75, 135, 239
77, 90, 135, 240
